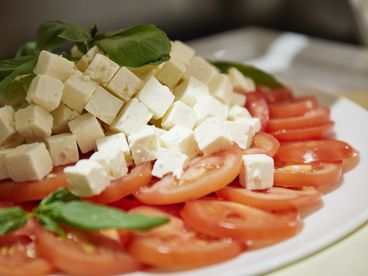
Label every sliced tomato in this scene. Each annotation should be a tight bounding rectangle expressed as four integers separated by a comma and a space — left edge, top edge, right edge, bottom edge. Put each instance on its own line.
0, 166, 68, 203
274, 140, 359, 165
88, 162, 152, 204
274, 163, 343, 190
35, 227, 140, 276
128, 206, 241, 270
181, 200, 303, 249
245, 91, 269, 130
250, 132, 280, 157
217, 186, 322, 211
256, 86, 294, 104
135, 146, 242, 205
269, 96, 318, 119
270, 122, 334, 142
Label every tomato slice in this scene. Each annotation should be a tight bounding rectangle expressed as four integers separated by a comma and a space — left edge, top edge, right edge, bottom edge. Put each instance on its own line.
135, 146, 242, 205
256, 86, 294, 104
274, 163, 343, 191
128, 206, 241, 270
88, 162, 152, 204
269, 96, 318, 118
217, 186, 322, 211
250, 132, 280, 157
181, 200, 303, 249
0, 166, 68, 203
270, 122, 334, 142
35, 227, 140, 276
274, 140, 359, 165
245, 91, 269, 130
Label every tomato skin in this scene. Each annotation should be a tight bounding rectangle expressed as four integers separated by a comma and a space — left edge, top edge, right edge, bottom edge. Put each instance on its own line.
87, 162, 152, 204
217, 186, 322, 211
256, 86, 294, 104
251, 132, 280, 157
269, 96, 318, 118
245, 91, 270, 130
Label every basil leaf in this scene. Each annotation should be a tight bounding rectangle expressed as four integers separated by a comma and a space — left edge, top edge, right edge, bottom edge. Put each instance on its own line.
36, 213, 66, 236
0, 207, 28, 235
95, 24, 171, 67
39, 188, 79, 208
15, 41, 38, 58
212, 61, 284, 89
57, 201, 169, 231
0, 55, 35, 80
0, 57, 37, 90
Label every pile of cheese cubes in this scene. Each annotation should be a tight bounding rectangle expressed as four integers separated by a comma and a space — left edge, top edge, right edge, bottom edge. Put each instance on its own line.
0, 41, 274, 196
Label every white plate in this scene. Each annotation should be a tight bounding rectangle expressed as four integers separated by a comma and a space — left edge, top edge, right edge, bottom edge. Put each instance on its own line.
128, 28, 368, 276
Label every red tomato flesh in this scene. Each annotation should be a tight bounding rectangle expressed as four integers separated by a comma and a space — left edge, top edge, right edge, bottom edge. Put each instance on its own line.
245, 91, 270, 130
269, 96, 318, 118
250, 132, 280, 157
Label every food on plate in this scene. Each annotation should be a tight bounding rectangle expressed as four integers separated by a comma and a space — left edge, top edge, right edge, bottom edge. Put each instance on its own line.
0, 20, 359, 275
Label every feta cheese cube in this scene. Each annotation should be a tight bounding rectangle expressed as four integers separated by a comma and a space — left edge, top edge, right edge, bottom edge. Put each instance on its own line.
45, 133, 79, 166
174, 77, 209, 107
0, 106, 17, 145
161, 101, 197, 130
51, 103, 79, 134
152, 148, 189, 178
15, 104, 53, 138
77, 46, 102, 72
239, 154, 274, 190
26, 74, 64, 112
194, 117, 233, 155
110, 98, 152, 135
91, 148, 128, 179
160, 125, 199, 159
0, 134, 24, 150
170, 41, 195, 65
84, 53, 119, 86
129, 64, 162, 80
228, 105, 252, 121
62, 71, 99, 113
96, 133, 132, 166
5, 143, 53, 182
229, 92, 247, 106
0, 149, 11, 180
106, 67, 142, 101
138, 76, 174, 119
244, 118, 261, 135
68, 113, 105, 153
33, 50, 76, 81
156, 59, 186, 89
193, 95, 229, 124
185, 56, 217, 85
84, 86, 124, 125
128, 125, 160, 165
70, 45, 83, 58
228, 67, 256, 93
225, 121, 252, 149
64, 159, 110, 197
208, 73, 234, 104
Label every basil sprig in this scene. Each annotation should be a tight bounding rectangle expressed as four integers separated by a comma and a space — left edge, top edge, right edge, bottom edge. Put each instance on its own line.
0, 188, 169, 236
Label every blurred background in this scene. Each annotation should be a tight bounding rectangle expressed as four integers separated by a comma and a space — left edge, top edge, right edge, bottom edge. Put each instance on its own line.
0, 0, 366, 58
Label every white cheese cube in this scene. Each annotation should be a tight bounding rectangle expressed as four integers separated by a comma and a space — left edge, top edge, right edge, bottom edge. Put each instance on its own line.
160, 125, 199, 159
45, 133, 79, 166
84, 53, 120, 86
193, 95, 229, 124
138, 76, 174, 119
110, 98, 152, 135
5, 143, 53, 182
152, 148, 189, 179
194, 117, 233, 155
225, 121, 252, 149
0, 134, 24, 150
68, 113, 105, 153
77, 46, 102, 72
208, 73, 234, 104
244, 118, 261, 135
170, 41, 195, 65
0, 106, 17, 145
70, 45, 83, 58
62, 71, 99, 113
174, 77, 209, 107
229, 92, 247, 106
91, 148, 128, 179
161, 101, 197, 130
64, 159, 110, 197
239, 154, 274, 190
0, 149, 11, 180
228, 67, 256, 93
228, 105, 252, 121
185, 56, 217, 85
128, 125, 160, 165
107, 67, 142, 101
96, 133, 132, 166
15, 104, 53, 138
84, 86, 124, 125
51, 103, 79, 134
33, 50, 76, 81
156, 59, 186, 89
129, 64, 162, 80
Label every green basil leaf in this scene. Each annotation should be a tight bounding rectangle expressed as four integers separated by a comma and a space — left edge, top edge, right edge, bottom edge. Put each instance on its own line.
0, 57, 37, 90
0, 55, 35, 80
212, 61, 285, 89
35, 213, 66, 236
95, 24, 171, 67
0, 207, 28, 235
15, 41, 38, 58
39, 188, 79, 208
57, 201, 169, 231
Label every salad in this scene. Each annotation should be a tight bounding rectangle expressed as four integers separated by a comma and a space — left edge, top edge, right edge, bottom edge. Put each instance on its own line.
0, 20, 359, 275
